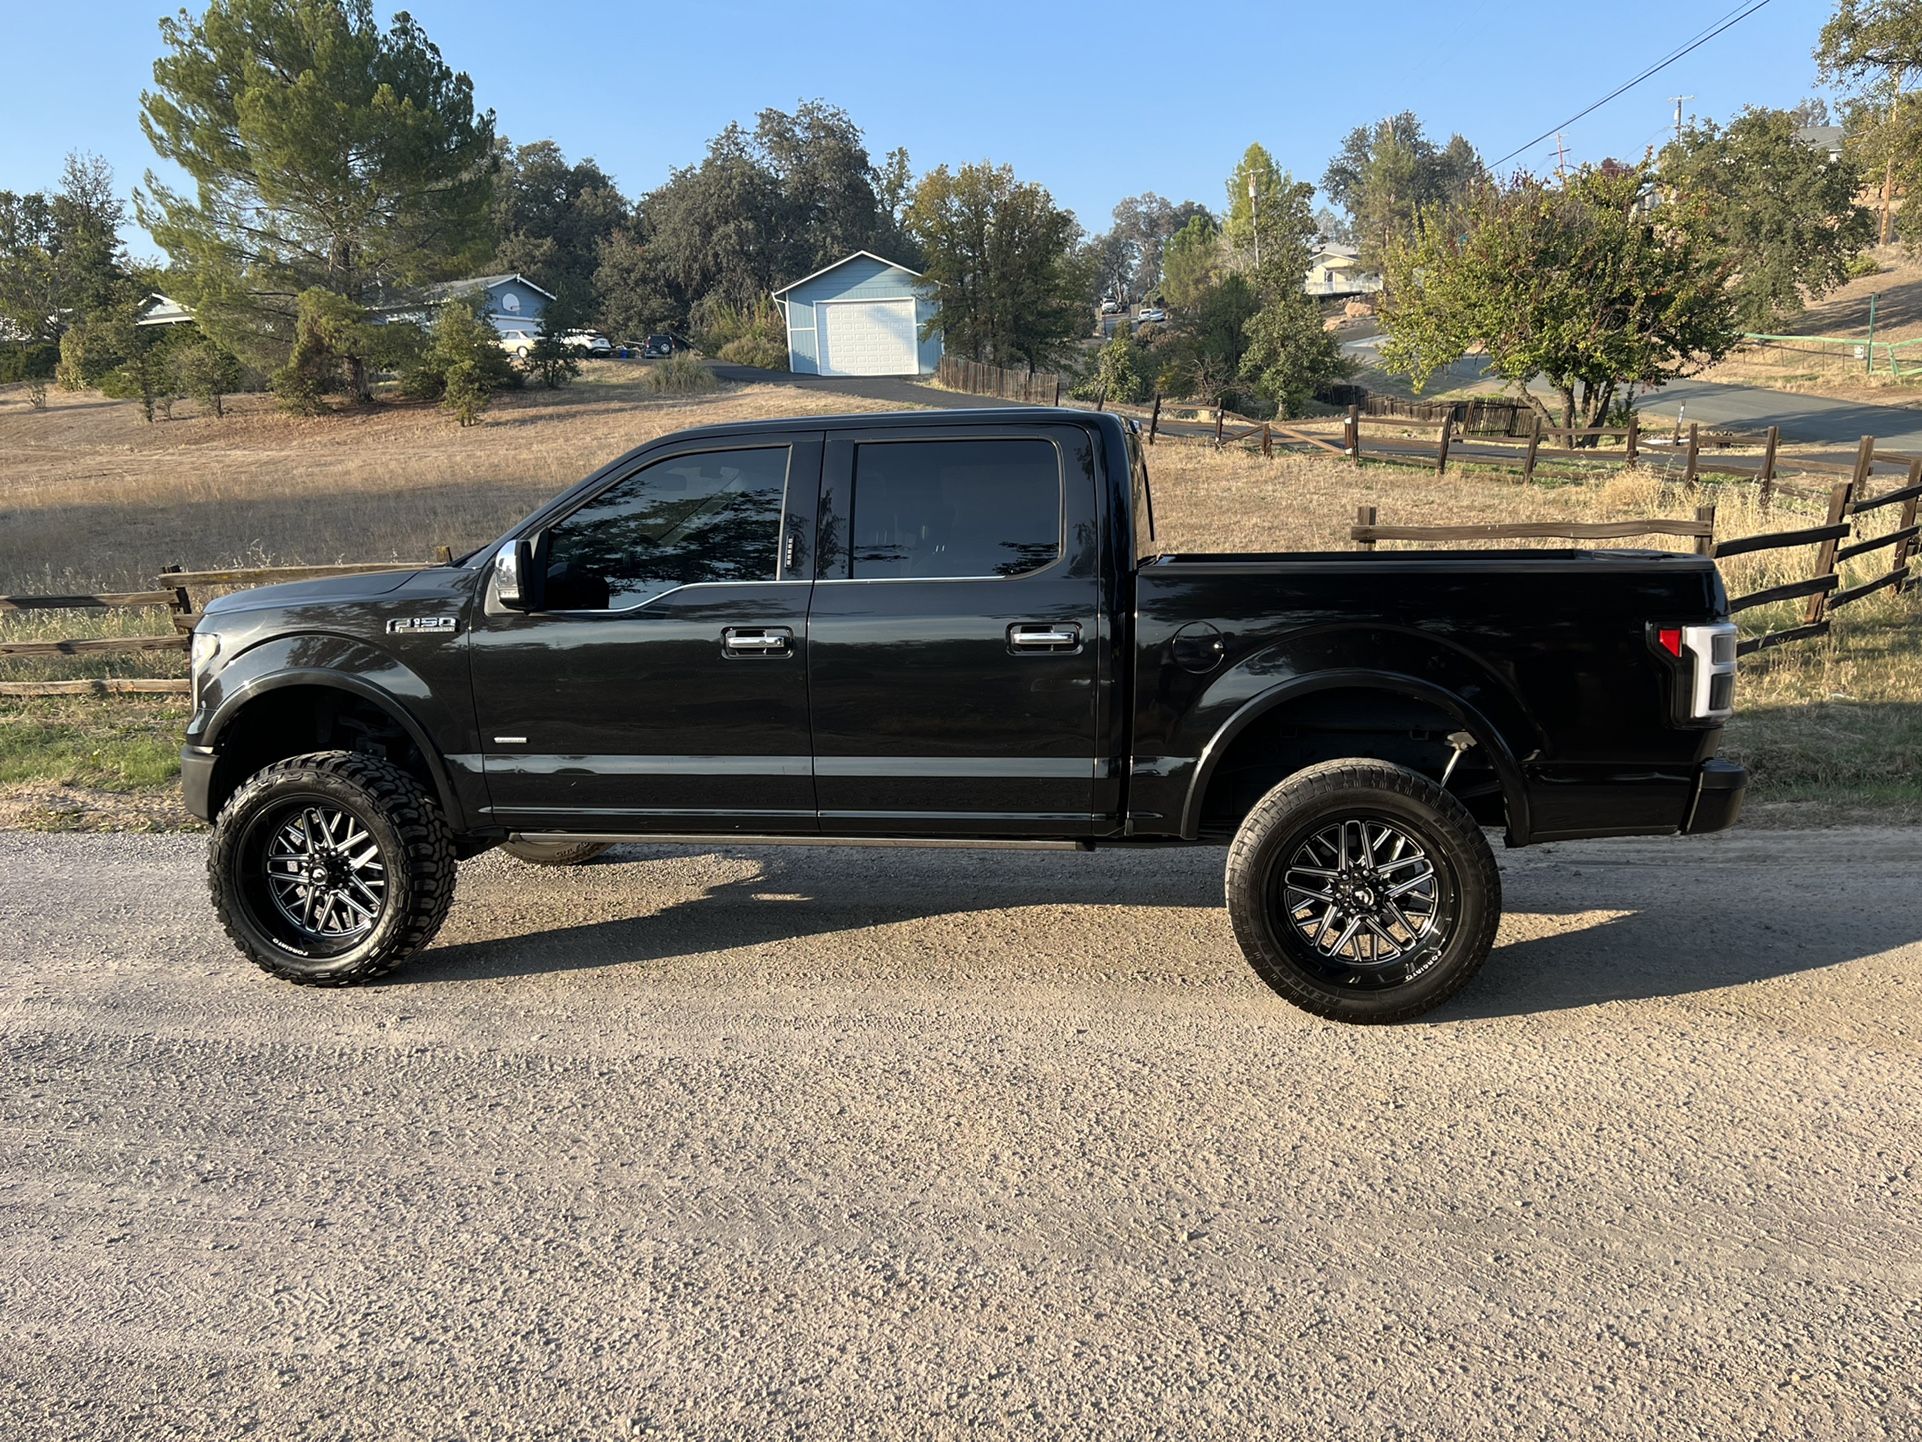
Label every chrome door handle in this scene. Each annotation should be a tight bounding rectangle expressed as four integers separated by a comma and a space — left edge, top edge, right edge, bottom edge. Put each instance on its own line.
1008, 622, 1082, 653
722, 626, 793, 657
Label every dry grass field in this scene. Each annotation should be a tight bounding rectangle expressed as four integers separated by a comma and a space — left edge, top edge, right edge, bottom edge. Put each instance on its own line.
2, 366, 1918, 827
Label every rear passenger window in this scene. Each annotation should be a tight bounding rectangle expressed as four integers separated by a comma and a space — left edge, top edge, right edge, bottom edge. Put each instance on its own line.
848, 438, 1062, 580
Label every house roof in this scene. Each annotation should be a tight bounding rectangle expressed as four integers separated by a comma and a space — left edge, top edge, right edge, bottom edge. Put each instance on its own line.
1795, 124, 1845, 157
136, 293, 197, 326
418, 272, 557, 303
770, 250, 925, 298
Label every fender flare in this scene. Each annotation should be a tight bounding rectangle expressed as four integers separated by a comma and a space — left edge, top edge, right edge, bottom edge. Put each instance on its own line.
1179, 667, 1532, 844
203, 668, 464, 825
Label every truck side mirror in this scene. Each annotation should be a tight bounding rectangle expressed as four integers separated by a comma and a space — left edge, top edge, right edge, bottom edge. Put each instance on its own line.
493, 539, 533, 609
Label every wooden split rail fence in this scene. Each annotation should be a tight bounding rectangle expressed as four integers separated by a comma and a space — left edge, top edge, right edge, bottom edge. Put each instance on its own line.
0, 550, 452, 698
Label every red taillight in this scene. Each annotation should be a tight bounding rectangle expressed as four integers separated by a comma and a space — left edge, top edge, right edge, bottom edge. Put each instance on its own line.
1656, 627, 1683, 658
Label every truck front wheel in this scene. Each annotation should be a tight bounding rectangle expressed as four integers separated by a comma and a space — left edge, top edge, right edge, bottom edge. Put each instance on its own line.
1225, 759, 1500, 1024
209, 751, 457, 986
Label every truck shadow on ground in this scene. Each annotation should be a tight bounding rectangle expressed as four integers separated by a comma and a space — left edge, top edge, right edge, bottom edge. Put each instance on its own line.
396, 844, 1922, 1017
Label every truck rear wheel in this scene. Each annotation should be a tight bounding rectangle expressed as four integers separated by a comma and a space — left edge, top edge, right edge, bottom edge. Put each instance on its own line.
1224, 759, 1500, 1024
208, 751, 457, 987
501, 838, 612, 866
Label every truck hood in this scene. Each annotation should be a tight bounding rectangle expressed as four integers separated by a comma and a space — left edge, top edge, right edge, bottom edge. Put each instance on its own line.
202, 569, 421, 615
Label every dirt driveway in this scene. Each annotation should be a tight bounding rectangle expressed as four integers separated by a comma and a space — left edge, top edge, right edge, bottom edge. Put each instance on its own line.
1, 828, 1917, 1440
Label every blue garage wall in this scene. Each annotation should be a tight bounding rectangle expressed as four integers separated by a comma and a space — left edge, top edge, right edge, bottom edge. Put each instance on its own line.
779, 253, 939, 375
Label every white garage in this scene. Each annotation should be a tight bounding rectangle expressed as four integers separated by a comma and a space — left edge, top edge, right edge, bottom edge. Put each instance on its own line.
771, 250, 941, 378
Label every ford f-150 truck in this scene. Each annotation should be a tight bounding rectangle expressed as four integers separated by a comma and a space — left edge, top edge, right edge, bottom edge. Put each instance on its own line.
184, 408, 1745, 1022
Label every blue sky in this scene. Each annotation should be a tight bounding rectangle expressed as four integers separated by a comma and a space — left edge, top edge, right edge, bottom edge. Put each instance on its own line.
3, 0, 1832, 257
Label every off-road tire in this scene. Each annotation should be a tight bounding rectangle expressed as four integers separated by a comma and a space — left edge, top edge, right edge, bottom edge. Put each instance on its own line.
1225, 759, 1500, 1024
501, 838, 613, 866
209, 750, 457, 987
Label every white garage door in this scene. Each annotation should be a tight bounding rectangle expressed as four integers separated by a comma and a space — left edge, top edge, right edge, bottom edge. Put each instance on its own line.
817, 298, 918, 377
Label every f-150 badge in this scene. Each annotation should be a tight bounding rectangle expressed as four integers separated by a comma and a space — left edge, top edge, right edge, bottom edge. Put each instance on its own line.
386, 616, 459, 634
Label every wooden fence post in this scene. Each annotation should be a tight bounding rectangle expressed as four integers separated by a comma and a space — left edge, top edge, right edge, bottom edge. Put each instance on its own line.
1624, 414, 1639, 468
1806, 480, 1856, 626
1261, 421, 1273, 458
1214, 398, 1225, 448
1355, 504, 1378, 552
1693, 504, 1717, 557
1759, 425, 1779, 507
1435, 419, 1453, 475
160, 563, 192, 628
1523, 416, 1542, 484
1148, 391, 1161, 446
1095, 385, 1106, 412
1346, 404, 1360, 465
1682, 423, 1700, 488
1896, 458, 1922, 591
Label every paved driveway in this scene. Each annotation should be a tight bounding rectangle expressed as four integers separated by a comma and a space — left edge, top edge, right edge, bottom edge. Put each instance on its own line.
2, 828, 1916, 1439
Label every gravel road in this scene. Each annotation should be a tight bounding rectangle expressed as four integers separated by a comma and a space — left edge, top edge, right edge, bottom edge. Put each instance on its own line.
2, 828, 1918, 1440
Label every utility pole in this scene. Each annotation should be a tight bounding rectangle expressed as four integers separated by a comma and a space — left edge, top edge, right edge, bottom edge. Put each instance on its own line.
1554, 131, 1568, 182
1248, 171, 1260, 273
1669, 95, 1694, 143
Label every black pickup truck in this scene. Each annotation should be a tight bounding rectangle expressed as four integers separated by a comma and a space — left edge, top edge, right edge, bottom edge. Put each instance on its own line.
183, 408, 1744, 1022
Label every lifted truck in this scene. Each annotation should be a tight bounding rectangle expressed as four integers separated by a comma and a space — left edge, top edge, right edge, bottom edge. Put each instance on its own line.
184, 409, 1745, 1022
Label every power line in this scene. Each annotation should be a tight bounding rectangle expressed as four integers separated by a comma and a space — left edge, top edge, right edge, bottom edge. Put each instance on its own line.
1487, 0, 1772, 171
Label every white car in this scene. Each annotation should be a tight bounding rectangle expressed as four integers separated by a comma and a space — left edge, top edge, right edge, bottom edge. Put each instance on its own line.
1137, 306, 1167, 324
497, 330, 538, 359
1099, 298, 1121, 315
561, 330, 613, 357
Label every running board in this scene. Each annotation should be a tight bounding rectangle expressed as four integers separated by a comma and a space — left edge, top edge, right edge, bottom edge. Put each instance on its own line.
511, 832, 1092, 852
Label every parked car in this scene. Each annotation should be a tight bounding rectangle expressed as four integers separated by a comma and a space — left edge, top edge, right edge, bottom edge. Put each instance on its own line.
561, 330, 613, 357
1136, 306, 1167, 323
181, 409, 1744, 1021
497, 330, 537, 359
642, 334, 679, 358
1099, 298, 1122, 315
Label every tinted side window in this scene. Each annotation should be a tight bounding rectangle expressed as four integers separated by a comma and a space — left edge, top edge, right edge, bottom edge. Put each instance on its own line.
848, 439, 1061, 580
542, 447, 789, 609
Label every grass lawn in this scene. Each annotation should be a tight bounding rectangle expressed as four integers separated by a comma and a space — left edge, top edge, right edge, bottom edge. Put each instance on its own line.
3, 368, 1920, 828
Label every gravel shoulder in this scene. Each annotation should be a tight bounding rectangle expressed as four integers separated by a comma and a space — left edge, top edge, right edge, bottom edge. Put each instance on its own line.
1, 828, 1918, 1440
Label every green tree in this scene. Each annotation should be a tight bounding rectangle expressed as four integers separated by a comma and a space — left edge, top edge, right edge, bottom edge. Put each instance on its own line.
138, 0, 496, 400
1161, 213, 1224, 311
50, 153, 130, 323
170, 332, 245, 416
637, 124, 790, 317
1239, 293, 1346, 418
592, 228, 679, 340
1380, 162, 1737, 433
1090, 326, 1146, 404
0, 190, 57, 363
1661, 107, 1872, 329
906, 161, 1088, 370
1816, 0, 1922, 245
491, 139, 629, 328
1322, 112, 1482, 267
419, 299, 513, 424
273, 289, 377, 414
754, 101, 911, 266
525, 318, 581, 389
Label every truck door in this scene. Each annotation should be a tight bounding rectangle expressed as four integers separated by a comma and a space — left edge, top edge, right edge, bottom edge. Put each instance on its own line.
805, 423, 1105, 837
468, 433, 821, 834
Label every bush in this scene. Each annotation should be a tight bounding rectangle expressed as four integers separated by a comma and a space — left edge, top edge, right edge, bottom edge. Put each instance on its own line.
1845, 250, 1882, 280
1070, 329, 1149, 405
716, 334, 788, 370
1, 343, 59, 383
640, 353, 719, 395
694, 297, 784, 356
